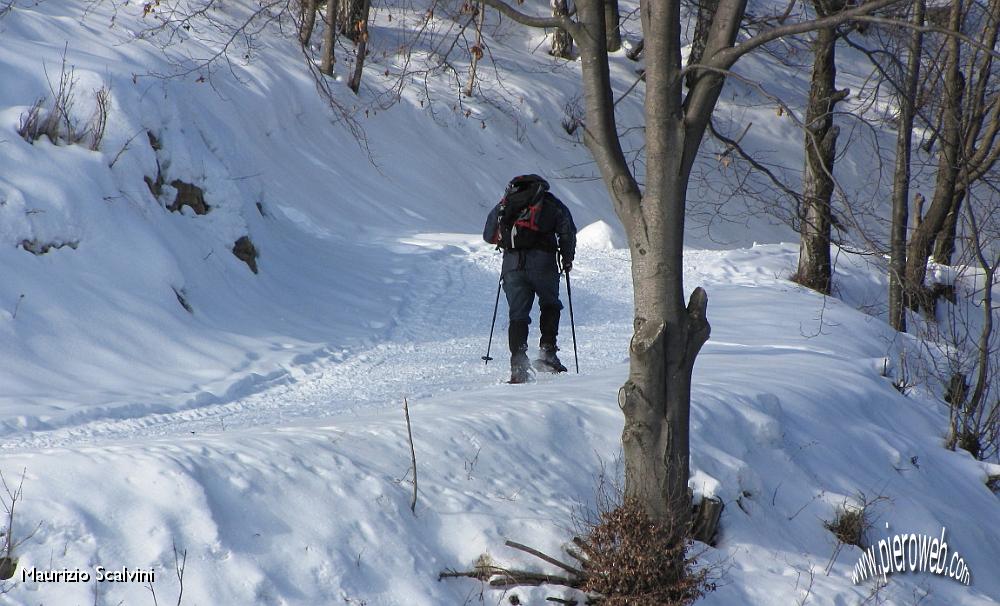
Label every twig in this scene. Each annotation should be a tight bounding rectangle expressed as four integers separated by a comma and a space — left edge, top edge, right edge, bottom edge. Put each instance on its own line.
403, 398, 417, 514
108, 129, 145, 169
824, 542, 843, 576
11, 295, 23, 320
173, 540, 187, 606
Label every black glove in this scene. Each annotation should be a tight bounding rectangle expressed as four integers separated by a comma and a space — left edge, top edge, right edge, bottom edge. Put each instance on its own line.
562, 258, 573, 273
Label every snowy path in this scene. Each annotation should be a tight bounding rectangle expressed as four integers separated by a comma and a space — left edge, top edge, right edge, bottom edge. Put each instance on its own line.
0, 233, 636, 452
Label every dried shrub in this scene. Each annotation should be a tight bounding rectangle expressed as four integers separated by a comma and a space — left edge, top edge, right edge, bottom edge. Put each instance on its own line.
16, 51, 110, 150
578, 498, 714, 606
16, 98, 47, 142
824, 506, 866, 548
957, 429, 982, 459
823, 492, 890, 551
87, 85, 111, 151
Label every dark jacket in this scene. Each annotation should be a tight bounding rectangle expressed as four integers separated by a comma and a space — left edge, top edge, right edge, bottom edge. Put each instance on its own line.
483, 192, 577, 275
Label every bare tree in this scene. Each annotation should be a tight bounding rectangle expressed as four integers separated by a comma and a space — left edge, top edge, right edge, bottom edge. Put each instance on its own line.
905, 0, 1000, 308
888, 0, 925, 331
477, 0, 908, 556
794, 0, 848, 295
950, 195, 1000, 458
931, 0, 1000, 265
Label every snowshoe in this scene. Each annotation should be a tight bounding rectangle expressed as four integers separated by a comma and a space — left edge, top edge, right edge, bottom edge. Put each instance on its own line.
534, 345, 567, 373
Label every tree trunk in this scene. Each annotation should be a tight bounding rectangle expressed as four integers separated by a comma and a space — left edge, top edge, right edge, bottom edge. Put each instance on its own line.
685, 0, 719, 89
300, 0, 319, 46
796, 5, 844, 296
348, 0, 371, 93
570, 0, 731, 533
340, 0, 366, 42
301, 0, 319, 46
905, 0, 963, 308
320, 0, 338, 76
932, 190, 964, 264
604, 0, 621, 52
550, 0, 574, 59
888, 0, 924, 332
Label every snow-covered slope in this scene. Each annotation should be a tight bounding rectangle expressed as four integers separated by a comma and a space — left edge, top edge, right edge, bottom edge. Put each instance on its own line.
0, 2, 997, 606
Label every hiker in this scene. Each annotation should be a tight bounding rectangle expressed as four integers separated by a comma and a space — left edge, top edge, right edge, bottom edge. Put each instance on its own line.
483, 174, 577, 383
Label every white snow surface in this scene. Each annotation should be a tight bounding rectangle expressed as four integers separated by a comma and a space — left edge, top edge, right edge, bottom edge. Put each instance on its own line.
0, 2, 997, 605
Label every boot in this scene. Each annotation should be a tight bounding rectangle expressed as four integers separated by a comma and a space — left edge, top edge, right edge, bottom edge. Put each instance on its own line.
536, 306, 567, 373
508, 320, 531, 384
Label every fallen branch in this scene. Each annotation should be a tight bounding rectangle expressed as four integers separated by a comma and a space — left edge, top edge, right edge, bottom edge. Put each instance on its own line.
504, 540, 583, 577
403, 398, 417, 515
438, 565, 578, 587
439, 540, 593, 603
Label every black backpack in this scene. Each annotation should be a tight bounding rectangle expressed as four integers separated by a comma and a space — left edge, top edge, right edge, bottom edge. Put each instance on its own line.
493, 174, 550, 251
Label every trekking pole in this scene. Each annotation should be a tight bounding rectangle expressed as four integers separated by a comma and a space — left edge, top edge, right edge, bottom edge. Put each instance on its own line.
564, 271, 579, 373
482, 277, 503, 365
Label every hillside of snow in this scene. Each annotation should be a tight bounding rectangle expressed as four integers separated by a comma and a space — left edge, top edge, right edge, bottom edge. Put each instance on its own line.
0, 1, 997, 605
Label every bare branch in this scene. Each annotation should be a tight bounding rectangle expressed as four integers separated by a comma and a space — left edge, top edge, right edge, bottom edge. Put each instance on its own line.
708, 119, 803, 204
852, 15, 1000, 61
709, 0, 907, 70
478, 0, 580, 37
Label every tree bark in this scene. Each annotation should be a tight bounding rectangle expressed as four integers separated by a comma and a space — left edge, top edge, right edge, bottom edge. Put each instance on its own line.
550, 0, 575, 59
932, 191, 963, 264
348, 0, 371, 93
604, 0, 622, 52
340, 0, 367, 42
888, 0, 925, 332
300, 0, 319, 46
686, 0, 719, 89
320, 0, 338, 76
795, 1, 845, 296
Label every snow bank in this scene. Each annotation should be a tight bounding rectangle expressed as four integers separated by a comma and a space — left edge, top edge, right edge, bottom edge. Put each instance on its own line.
576, 220, 627, 250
